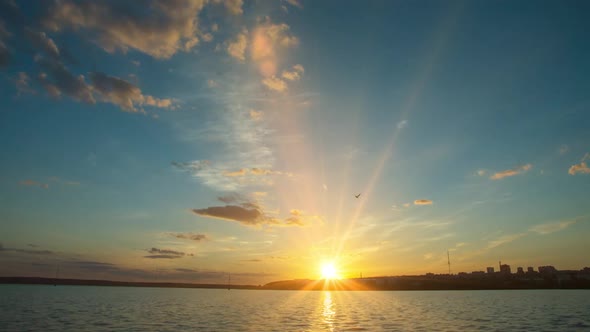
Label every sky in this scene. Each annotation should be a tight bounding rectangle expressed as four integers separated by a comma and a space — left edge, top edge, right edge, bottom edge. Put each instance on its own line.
0, 0, 589, 285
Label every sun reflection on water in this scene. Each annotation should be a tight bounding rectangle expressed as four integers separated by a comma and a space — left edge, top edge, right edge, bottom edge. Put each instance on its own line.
322, 291, 336, 331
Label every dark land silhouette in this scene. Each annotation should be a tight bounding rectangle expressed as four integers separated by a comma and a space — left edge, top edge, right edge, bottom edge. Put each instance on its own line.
2, 265, 589, 291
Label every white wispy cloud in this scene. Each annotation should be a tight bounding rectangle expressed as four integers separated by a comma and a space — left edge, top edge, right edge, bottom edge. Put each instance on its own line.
487, 232, 527, 249
529, 218, 583, 235
490, 164, 532, 180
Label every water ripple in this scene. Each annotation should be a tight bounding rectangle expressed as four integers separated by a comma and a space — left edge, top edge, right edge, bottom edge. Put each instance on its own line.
1, 286, 589, 331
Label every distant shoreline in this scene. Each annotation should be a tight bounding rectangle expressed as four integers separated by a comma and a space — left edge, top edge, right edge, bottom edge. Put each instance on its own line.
2, 275, 590, 291
0, 277, 259, 290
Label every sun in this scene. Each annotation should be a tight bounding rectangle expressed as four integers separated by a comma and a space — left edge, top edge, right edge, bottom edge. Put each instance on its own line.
320, 262, 340, 280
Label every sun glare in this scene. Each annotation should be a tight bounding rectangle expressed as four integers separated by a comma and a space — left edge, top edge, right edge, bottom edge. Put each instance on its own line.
320, 262, 340, 280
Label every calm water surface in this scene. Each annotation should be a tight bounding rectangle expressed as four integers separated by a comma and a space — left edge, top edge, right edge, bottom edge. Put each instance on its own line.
1, 285, 589, 331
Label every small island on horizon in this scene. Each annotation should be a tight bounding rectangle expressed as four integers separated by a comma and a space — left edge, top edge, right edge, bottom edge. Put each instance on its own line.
2, 265, 589, 291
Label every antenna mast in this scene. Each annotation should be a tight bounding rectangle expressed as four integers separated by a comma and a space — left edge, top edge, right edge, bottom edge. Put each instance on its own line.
447, 250, 451, 275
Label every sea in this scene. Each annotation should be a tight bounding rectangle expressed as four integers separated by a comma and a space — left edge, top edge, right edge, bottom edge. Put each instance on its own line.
0, 285, 589, 331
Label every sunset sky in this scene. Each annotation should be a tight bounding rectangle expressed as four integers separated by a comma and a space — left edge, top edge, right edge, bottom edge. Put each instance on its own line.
1, 0, 589, 285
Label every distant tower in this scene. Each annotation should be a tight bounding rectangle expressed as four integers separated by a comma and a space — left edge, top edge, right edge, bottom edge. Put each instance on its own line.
447, 250, 451, 275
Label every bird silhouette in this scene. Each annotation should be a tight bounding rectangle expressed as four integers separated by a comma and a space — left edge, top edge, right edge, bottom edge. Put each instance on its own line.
355, 193, 361, 198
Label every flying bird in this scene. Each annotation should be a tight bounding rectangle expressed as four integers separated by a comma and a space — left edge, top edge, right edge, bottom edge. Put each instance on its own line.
355, 193, 361, 198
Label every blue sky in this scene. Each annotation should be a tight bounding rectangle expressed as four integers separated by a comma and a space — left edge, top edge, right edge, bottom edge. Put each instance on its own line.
0, 0, 589, 284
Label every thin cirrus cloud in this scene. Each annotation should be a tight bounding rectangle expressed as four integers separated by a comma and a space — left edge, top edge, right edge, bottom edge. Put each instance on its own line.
529, 219, 581, 235
489, 164, 532, 180
0, 243, 54, 255
414, 199, 433, 205
568, 153, 590, 175
484, 216, 585, 250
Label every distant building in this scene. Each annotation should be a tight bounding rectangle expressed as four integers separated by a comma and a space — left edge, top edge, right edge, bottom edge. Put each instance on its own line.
527, 267, 535, 273
486, 267, 494, 274
517, 267, 524, 275
539, 266, 557, 274
500, 264, 511, 275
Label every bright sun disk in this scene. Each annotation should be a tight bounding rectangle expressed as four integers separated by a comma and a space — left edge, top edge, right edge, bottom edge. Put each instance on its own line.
320, 262, 339, 280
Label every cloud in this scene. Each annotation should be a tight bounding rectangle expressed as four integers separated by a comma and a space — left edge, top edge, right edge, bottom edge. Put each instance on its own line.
227, 29, 248, 61
397, 120, 408, 129
207, 79, 218, 88
476, 169, 487, 176
529, 219, 581, 235
250, 168, 274, 175
144, 247, 190, 259
25, 28, 60, 59
414, 199, 433, 205
0, 40, 9, 67
90, 71, 174, 112
19, 179, 49, 189
569, 162, 590, 175
173, 159, 290, 191
70, 261, 118, 271
262, 76, 287, 92
484, 217, 585, 251
285, 0, 303, 9
487, 232, 527, 249
284, 209, 322, 227
249, 109, 263, 120
281, 64, 304, 81
43, 0, 207, 59
172, 160, 210, 172
0, 243, 54, 255
251, 21, 299, 77
223, 169, 248, 177
212, 0, 243, 15
568, 153, 590, 175
559, 145, 569, 155
490, 164, 532, 180
192, 197, 316, 228
0, 20, 11, 67
170, 233, 207, 241
36, 56, 95, 103
192, 205, 271, 226
15, 72, 35, 95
